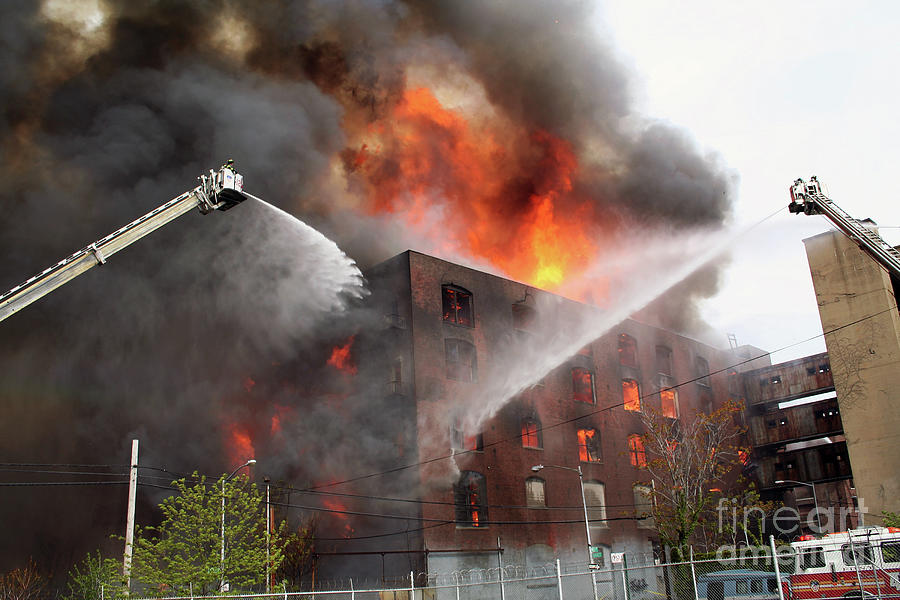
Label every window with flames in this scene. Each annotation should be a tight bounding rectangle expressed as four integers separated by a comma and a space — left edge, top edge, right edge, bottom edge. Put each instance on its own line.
454, 471, 488, 528
628, 434, 646, 467
622, 379, 641, 412
442, 285, 473, 327
521, 418, 542, 449
618, 334, 637, 368
577, 428, 601, 463
572, 368, 596, 404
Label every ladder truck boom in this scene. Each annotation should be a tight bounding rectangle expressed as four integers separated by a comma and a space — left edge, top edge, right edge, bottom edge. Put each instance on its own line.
0, 164, 248, 323
788, 176, 900, 279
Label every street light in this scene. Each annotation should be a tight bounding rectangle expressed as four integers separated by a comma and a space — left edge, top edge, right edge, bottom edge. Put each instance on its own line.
532, 464, 599, 600
775, 479, 822, 533
221, 459, 256, 592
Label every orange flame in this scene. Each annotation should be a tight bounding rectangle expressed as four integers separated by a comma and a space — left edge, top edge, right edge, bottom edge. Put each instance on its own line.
327, 335, 357, 375
345, 87, 612, 297
226, 423, 255, 466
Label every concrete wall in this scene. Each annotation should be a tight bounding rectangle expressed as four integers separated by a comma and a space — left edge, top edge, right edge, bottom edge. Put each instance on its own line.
803, 230, 900, 519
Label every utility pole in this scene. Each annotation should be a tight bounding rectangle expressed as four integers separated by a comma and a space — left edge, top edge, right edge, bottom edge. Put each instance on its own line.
123, 439, 139, 591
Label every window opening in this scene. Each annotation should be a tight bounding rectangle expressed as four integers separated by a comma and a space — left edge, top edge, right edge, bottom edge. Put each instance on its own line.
442, 285, 473, 327
696, 356, 710, 387
454, 471, 488, 527
445, 339, 476, 382
512, 303, 536, 331
618, 334, 637, 367
525, 477, 546, 507
660, 386, 678, 419
623, 379, 641, 412
628, 434, 646, 467
655, 346, 673, 376
521, 419, 542, 448
577, 428, 601, 462
572, 368, 596, 404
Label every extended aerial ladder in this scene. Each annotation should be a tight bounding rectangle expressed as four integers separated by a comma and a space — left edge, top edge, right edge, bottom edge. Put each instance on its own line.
788, 176, 900, 279
0, 164, 248, 323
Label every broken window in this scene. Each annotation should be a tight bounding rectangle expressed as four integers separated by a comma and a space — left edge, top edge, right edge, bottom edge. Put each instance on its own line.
770, 375, 782, 385
633, 484, 654, 527
660, 385, 678, 419
572, 368, 596, 404
622, 379, 641, 412
442, 285, 473, 327
655, 346, 673, 376
818, 363, 830, 373
583, 481, 608, 528
525, 477, 546, 507
618, 334, 637, 367
577, 428, 601, 462
451, 416, 483, 452
628, 434, 646, 467
445, 339, 476, 382
454, 471, 488, 527
521, 418, 542, 449
695, 356, 710, 387
511, 303, 536, 331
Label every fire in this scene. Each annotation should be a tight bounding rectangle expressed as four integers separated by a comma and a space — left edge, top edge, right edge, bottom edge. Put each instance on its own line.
322, 497, 355, 538
226, 423, 255, 466
327, 335, 357, 375
344, 86, 610, 296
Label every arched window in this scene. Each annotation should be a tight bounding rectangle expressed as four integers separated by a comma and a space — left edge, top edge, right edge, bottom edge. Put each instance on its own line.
622, 379, 641, 412
572, 368, 596, 404
696, 356, 711, 387
628, 434, 646, 467
451, 416, 483, 451
525, 477, 546, 507
618, 334, 637, 367
583, 481, 608, 528
454, 471, 488, 527
445, 339, 476, 381
655, 346, 673, 376
442, 285, 473, 327
521, 418, 542, 449
577, 428, 601, 463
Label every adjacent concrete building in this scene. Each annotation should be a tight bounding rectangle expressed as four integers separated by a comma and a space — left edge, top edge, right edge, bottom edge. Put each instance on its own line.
802, 228, 900, 522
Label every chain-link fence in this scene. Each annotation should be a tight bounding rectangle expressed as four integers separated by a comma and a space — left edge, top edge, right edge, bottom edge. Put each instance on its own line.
128, 538, 900, 600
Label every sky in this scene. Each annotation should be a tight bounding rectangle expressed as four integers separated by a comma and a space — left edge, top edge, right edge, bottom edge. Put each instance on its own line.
596, 1, 900, 363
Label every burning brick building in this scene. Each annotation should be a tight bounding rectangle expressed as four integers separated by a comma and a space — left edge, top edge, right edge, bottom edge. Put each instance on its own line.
339, 250, 753, 580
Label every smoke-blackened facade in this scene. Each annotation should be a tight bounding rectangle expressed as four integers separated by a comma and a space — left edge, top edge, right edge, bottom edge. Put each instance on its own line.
361, 251, 741, 580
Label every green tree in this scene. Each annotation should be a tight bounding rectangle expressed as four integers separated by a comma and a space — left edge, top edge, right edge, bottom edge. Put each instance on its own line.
641, 400, 746, 561
882, 511, 900, 528
132, 473, 288, 595
275, 521, 316, 590
63, 551, 127, 600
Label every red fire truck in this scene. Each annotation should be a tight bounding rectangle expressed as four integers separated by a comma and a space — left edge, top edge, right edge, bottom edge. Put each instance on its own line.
786, 527, 900, 599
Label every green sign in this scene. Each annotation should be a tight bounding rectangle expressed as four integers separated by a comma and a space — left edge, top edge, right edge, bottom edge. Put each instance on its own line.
591, 546, 604, 561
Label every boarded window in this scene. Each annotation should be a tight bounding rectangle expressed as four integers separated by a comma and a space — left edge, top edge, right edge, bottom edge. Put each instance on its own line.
656, 346, 673, 376
525, 477, 546, 507
623, 379, 641, 411
572, 368, 596, 404
521, 419, 542, 448
628, 434, 646, 467
583, 481, 608, 528
618, 334, 637, 367
442, 285, 473, 327
445, 339, 476, 381
577, 428, 601, 462
454, 471, 488, 527
633, 484, 654, 527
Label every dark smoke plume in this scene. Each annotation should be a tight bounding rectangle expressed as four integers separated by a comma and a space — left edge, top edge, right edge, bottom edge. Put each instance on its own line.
0, 0, 734, 580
